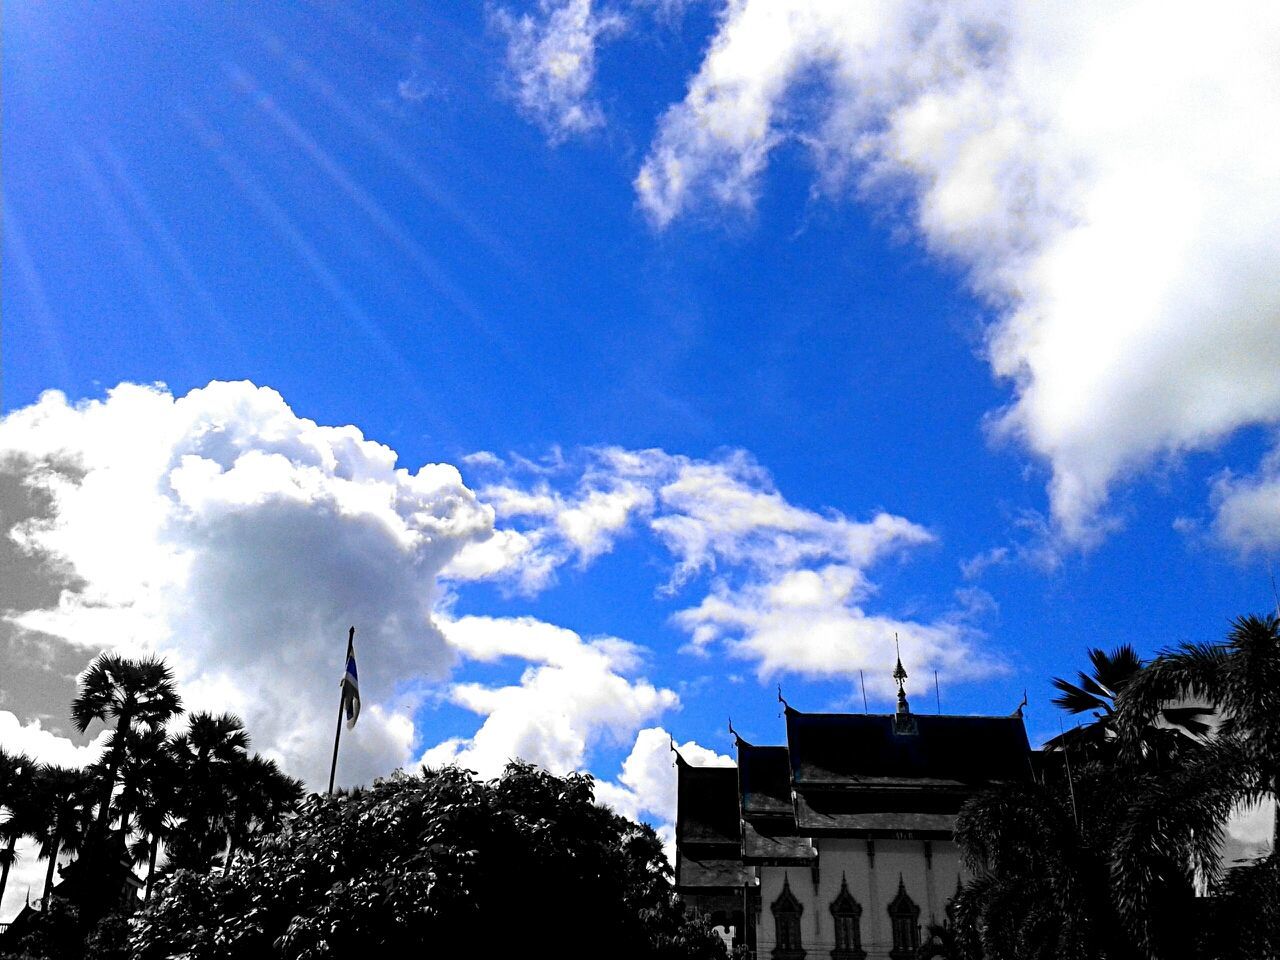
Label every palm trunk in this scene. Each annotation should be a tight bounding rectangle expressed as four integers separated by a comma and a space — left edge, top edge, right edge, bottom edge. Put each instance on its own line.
0, 833, 15, 905
96, 715, 130, 833
145, 834, 158, 902
41, 834, 60, 905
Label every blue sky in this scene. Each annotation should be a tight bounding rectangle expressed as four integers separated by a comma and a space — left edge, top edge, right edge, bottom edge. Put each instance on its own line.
3, 0, 1279, 897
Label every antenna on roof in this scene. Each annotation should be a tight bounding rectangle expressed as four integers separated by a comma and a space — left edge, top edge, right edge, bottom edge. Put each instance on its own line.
1267, 556, 1280, 619
859, 669, 868, 713
934, 670, 941, 714
1060, 717, 1079, 826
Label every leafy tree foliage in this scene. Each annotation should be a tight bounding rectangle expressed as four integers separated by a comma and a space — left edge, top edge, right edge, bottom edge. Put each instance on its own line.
131, 762, 726, 960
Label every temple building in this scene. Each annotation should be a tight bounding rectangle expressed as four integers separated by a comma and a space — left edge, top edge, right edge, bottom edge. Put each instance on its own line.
674, 653, 1033, 959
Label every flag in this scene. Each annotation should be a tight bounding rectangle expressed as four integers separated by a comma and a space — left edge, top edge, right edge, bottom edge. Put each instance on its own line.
341, 628, 360, 729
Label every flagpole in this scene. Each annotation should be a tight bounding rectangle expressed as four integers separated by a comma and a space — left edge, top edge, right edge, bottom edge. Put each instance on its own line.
327, 627, 354, 795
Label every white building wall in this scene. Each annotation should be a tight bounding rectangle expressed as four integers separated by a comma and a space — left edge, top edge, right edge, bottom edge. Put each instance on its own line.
755, 839, 970, 958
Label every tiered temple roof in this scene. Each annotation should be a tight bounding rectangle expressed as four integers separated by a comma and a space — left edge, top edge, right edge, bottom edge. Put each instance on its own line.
674, 697, 1034, 897
674, 759, 753, 891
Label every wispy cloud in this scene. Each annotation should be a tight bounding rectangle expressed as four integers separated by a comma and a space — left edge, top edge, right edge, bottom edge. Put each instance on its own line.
492, 0, 626, 140
633, 0, 1280, 544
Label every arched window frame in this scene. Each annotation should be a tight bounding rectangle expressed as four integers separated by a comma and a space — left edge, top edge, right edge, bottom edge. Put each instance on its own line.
887, 875, 921, 960
771, 873, 806, 960
828, 874, 866, 960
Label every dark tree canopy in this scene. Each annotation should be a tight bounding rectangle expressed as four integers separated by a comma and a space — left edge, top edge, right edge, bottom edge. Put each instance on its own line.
130, 762, 726, 960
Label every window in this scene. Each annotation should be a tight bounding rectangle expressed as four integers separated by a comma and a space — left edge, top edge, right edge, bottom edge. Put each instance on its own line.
887, 876, 920, 960
828, 875, 865, 960
771, 874, 806, 960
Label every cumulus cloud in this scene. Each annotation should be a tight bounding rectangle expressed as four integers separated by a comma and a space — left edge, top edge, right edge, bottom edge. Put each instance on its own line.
634, 0, 1280, 541
420, 615, 679, 777
451, 446, 990, 685
1210, 438, 1280, 554
493, 0, 626, 140
593, 726, 734, 860
0, 381, 494, 788
0, 712, 108, 770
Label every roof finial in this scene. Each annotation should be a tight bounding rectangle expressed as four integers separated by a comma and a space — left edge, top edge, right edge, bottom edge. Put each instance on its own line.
670, 736, 688, 767
893, 633, 910, 716
777, 684, 790, 711
1012, 689, 1028, 718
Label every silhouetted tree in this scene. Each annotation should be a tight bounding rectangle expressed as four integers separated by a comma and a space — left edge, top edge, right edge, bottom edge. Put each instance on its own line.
70, 655, 182, 837
131, 762, 726, 960
30, 766, 95, 904
0, 748, 36, 907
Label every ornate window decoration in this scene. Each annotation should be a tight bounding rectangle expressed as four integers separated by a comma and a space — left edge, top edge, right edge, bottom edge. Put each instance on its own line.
887, 875, 921, 960
828, 874, 865, 960
771, 873, 806, 960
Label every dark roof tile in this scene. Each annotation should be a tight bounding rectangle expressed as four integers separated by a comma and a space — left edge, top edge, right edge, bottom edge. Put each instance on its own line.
737, 741, 793, 817
676, 760, 741, 846
785, 709, 1033, 786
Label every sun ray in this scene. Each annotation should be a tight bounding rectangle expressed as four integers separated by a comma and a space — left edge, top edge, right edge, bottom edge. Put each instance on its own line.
174, 103, 450, 437
2, 195, 73, 396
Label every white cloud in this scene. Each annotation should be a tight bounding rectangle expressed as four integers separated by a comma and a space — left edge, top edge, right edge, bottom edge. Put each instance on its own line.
397, 74, 437, 103
960, 546, 1010, 581
420, 615, 679, 777
0, 711, 108, 770
635, 0, 1280, 542
448, 446, 993, 685
493, 0, 626, 140
1210, 438, 1280, 554
675, 564, 989, 689
593, 726, 733, 862
0, 382, 495, 789
444, 473, 653, 593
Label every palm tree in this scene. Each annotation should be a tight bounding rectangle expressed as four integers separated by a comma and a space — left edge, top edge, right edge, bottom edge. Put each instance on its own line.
1106, 735, 1267, 959
31, 765, 95, 904
165, 712, 251, 871
71, 654, 182, 836
1045, 645, 1211, 754
124, 734, 181, 903
223, 753, 303, 867
954, 777, 1118, 960
1117, 614, 1280, 862
0, 747, 36, 905
114, 726, 170, 838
